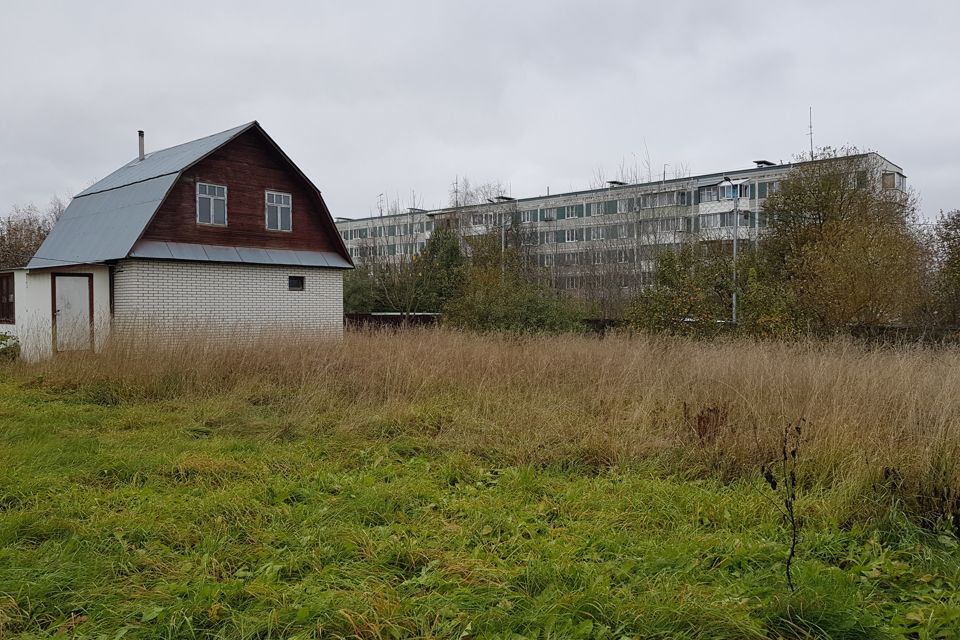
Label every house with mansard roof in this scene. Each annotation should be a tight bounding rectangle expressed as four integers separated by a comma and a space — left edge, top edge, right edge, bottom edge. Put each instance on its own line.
1, 121, 352, 360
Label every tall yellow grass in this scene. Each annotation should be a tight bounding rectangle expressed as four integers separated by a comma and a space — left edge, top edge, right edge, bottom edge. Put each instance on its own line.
16, 328, 960, 522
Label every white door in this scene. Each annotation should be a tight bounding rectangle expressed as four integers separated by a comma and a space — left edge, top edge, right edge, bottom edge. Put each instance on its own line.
54, 275, 92, 352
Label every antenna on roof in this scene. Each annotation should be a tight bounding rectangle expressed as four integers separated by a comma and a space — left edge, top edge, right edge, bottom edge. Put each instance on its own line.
138, 130, 145, 161
808, 107, 814, 160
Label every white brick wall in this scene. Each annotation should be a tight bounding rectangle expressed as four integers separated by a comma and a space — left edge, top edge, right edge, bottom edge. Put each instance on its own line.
113, 259, 343, 339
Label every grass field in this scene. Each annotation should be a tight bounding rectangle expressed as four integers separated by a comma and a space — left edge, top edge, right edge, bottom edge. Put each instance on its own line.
2, 330, 960, 638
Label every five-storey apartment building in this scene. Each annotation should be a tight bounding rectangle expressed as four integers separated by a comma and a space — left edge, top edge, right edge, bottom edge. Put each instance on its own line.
335, 154, 905, 310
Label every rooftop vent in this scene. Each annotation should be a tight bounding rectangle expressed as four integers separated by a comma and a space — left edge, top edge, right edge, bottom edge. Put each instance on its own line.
753, 159, 775, 168
137, 130, 145, 161
606, 180, 627, 187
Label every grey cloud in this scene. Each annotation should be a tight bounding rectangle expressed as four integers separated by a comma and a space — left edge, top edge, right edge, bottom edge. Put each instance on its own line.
1, 0, 957, 219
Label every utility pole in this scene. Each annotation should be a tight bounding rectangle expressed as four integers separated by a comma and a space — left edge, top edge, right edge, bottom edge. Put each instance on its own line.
720, 177, 739, 324
501, 205, 506, 277
732, 193, 739, 325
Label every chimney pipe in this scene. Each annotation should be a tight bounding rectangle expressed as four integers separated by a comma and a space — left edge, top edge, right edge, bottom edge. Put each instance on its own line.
137, 130, 145, 161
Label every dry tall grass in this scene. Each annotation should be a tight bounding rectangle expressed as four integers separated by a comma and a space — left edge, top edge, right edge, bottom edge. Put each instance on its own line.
16, 328, 960, 527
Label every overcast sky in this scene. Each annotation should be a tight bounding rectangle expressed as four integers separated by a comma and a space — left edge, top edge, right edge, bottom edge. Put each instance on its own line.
1, 1, 957, 220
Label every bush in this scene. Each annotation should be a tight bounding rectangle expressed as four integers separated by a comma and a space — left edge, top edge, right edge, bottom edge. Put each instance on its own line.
0, 332, 19, 361
443, 267, 581, 333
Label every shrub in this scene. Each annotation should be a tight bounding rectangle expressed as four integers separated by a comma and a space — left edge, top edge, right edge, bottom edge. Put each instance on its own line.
0, 333, 19, 361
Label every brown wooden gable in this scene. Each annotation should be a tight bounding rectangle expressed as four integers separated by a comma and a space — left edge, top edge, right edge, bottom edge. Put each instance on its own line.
141, 127, 348, 259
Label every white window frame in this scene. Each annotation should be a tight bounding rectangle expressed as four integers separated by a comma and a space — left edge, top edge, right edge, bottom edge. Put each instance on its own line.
265, 190, 293, 232
197, 182, 228, 226
564, 229, 577, 243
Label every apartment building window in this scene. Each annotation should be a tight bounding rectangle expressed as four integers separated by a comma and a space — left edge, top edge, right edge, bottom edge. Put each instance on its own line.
677, 190, 691, 206
197, 182, 227, 225
520, 209, 536, 223
882, 172, 906, 190
700, 213, 720, 229
699, 186, 719, 203
659, 218, 681, 232
720, 184, 750, 201
757, 181, 781, 198
617, 249, 628, 264
265, 191, 292, 231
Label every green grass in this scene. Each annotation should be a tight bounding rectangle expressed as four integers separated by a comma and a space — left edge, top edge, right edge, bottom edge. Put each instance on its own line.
1, 376, 959, 639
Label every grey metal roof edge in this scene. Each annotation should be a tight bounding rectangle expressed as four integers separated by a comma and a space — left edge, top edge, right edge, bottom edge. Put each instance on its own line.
125, 253, 355, 270
24, 259, 110, 272
128, 241, 353, 269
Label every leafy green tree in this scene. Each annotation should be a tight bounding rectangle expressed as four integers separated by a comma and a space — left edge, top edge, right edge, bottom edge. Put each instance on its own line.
415, 228, 465, 312
934, 210, 960, 326
444, 233, 581, 333
626, 241, 732, 336
343, 267, 378, 313
762, 148, 926, 331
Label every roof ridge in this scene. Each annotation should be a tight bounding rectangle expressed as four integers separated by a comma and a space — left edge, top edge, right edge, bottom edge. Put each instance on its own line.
129, 120, 258, 162
75, 121, 257, 198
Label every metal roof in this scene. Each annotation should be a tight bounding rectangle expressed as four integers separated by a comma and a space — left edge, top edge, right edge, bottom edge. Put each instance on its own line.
129, 240, 352, 269
28, 174, 178, 269
26, 121, 353, 271
77, 122, 254, 196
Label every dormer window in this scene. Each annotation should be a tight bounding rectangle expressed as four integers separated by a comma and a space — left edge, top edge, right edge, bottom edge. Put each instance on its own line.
266, 191, 292, 231
197, 182, 227, 226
